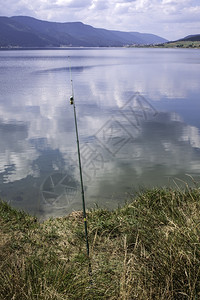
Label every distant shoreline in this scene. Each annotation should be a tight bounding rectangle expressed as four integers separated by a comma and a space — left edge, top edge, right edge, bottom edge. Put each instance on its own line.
1, 42, 200, 50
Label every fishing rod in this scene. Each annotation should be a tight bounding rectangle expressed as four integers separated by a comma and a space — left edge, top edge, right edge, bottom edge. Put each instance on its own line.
68, 57, 92, 276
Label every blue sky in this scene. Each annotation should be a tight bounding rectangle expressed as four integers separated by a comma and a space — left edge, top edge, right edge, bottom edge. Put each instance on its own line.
1, 0, 200, 40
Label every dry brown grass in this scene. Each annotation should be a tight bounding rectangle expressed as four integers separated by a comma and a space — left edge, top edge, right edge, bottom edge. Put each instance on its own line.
1, 186, 200, 299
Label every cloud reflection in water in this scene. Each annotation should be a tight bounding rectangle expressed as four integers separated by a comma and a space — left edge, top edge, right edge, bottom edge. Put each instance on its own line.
0, 49, 200, 219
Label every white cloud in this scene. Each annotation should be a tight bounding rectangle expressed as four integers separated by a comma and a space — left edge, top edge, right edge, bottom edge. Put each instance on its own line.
0, 0, 200, 42
90, 0, 108, 10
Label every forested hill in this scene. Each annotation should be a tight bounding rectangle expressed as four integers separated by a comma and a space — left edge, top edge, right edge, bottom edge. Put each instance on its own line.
0, 16, 168, 47
179, 34, 200, 42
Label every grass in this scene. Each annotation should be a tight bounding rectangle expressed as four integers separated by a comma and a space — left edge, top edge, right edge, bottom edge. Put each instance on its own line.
128, 41, 200, 48
155, 41, 200, 48
1, 186, 200, 299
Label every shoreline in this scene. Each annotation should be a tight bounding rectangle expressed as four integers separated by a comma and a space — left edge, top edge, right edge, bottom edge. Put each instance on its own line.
1, 41, 200, 51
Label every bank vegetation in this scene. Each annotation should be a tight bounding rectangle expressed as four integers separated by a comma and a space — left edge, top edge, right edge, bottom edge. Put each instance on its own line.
1, 185, 200, 299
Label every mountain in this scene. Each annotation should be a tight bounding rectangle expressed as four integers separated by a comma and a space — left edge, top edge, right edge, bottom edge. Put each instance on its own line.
154, 34, 200, 49
179, 34, 200, 42
0, 16, 168, 47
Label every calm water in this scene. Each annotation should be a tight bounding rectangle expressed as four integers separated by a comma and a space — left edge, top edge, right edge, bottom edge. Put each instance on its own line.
0, 48, 200, 219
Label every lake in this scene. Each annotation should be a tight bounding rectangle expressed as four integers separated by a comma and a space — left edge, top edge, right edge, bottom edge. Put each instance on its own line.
0, 48, 200, 220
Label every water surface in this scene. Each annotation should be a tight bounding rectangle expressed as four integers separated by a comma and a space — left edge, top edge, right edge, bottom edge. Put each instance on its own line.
0, 48, 200, 219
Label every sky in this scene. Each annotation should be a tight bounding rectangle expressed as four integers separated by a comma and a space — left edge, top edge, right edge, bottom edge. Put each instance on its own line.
0, 0, 200, 41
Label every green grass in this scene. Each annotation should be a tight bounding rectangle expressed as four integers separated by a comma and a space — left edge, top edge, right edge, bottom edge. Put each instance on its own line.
127, 41, 200, 48
156, 41, 200, 48
1, 187, 200, 299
